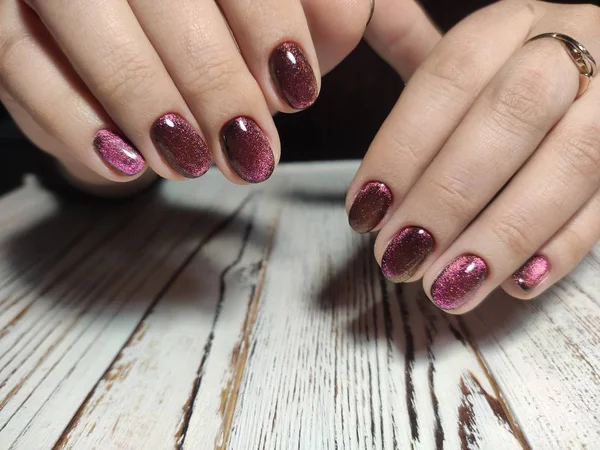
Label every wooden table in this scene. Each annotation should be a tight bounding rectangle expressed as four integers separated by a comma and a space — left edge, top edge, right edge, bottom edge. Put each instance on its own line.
0, 162, 598, 450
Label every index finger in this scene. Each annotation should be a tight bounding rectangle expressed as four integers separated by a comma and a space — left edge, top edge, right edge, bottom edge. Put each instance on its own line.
346, 1, 541, 234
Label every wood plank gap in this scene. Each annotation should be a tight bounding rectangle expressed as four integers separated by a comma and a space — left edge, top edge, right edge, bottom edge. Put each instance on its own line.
52, 194, 254, 450
212, 208, 281, 450
456, 317, 532, 450
176, 203, 257, 449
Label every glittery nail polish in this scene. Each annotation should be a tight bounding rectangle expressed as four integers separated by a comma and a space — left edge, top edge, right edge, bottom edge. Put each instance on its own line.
93, 130, 145, 176
221, 116, 274, 183
431, 255, 488, 310
269, 42, 318, 110
512, 255, 550, 292
381, 227, 435, 282
151, 113, 211, 179
348, 182, 392, 233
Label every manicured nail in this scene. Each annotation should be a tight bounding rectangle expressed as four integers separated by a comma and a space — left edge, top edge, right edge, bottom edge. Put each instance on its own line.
348, 181, 393, 233
93, 130, 145, 176
221, 117, 274, 183
381, 227, 435, 283
431, 255, 488, 311
269, 42, 318, 110
151, 113, 211, 179
512, 255, 550, 292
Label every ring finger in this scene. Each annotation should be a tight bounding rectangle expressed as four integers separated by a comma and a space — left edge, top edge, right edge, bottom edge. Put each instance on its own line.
424, 77, 600, 312
375, 33, 580, 283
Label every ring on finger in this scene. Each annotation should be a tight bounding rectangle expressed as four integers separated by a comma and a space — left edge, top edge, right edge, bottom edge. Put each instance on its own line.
526, 32, 596, 98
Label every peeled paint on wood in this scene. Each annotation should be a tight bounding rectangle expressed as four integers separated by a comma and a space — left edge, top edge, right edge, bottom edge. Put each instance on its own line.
0, 162, 598, 450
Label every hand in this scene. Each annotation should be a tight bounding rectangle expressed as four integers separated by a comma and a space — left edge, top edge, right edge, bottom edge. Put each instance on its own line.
0, 0, 371, 190
348, 0, 600, 313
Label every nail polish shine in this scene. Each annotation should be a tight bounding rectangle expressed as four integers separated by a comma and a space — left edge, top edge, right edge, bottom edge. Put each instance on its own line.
381, 227, 435, 282
221, 117, 274, 183
270, 42, 318, 110
513, 255, 550, 292
93, 130, 145, 176
151, 113, 211, 178
431, 255, 488, 310
348, 182, 392, 233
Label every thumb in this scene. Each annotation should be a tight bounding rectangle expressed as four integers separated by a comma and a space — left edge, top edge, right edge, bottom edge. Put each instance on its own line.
366, 0, 442, 80
301, 0, 374, 75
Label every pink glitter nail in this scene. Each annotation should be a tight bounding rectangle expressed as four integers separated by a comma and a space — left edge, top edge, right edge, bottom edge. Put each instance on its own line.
269, 42, 318, 110
381, 227, 435, 282
93, 130, 145, 176
431, 255, 488, 310
512, 255, 550, 292
221, 117, 274, 183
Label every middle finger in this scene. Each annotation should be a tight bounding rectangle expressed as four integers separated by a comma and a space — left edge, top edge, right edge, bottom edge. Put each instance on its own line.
376, 34, 580, 282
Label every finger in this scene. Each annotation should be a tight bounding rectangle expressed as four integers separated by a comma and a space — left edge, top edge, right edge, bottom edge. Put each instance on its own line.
502, 189, 600, 299
301, 0, 373, 75
365, 0, 441, 80
127, 0, 278, 183
24, 0, 213, 180
423, 75, 600, 313
375, 26, 581, 283
346, 1, 540, 233
0, 1, 146, 181
218, 0, 322, 112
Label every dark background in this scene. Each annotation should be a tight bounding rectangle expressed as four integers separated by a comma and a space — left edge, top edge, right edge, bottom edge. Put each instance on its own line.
0, 0, 593, 195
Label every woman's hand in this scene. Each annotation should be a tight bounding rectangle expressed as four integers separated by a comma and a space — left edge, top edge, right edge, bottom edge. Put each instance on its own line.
348, 0, 600, 313
0, 0, 371, 189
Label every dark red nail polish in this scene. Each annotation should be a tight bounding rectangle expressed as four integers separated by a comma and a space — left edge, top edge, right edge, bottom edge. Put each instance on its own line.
349, 181, 392, 233
431, 255, 488, 310
512, 255, 550, 292
381, 227, 435, 282
151, 113, 211, 178
269, 42, 318, 110
221, 117, 274, 183
93, 130, 145, 176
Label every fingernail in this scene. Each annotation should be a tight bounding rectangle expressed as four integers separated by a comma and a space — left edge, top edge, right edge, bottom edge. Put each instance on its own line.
151, 113, 211, 179
348, 181, 393, 233
431, 255, 488, 310
93, 130, 145, 176
381, 227, 435, 282
269, 42, 318, 110
512, 255, 550, 292
221, 116, 274, 183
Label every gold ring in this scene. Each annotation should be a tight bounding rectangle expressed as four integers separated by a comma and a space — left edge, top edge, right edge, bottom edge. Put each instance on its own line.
526, 33, 596, 98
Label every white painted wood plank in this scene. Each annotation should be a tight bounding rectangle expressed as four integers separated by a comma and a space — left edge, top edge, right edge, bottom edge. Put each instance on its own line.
463, 255, 600, 449
0, 173, 248, 449
0, 162, 598, 450
222, 182, 523, 450
52, 193, 277, 450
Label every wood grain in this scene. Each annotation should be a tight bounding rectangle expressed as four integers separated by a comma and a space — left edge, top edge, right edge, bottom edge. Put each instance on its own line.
0, 162, 598, 450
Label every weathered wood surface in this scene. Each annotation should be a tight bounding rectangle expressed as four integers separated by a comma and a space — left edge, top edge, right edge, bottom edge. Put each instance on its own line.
0, 162, 598, 450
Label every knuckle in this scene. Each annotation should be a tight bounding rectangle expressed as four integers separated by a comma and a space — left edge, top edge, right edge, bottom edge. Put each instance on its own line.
559, 227, 587, 264
558, 126, 600, 179
489, 212, 538, 255
389, 131, 422, 169
488, 68, 552, 135
183, 48, 243, 99
95, 43, 157, 101
0, 31, 33, 93
423, 38, 485, 97
429, 171, 479, 220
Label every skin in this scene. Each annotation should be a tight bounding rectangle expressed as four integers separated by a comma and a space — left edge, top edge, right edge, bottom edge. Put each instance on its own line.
348, 0, 600, 313
0, 0, 373, 185
1, 0, 599, 312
